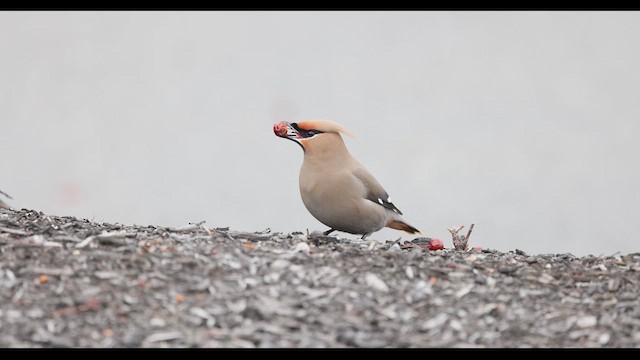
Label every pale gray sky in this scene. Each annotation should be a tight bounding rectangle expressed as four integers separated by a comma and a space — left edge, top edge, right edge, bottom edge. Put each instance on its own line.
1, 11, 638, 255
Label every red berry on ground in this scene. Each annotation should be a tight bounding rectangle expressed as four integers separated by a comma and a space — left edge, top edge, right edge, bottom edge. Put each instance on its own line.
428, 238, 444, 250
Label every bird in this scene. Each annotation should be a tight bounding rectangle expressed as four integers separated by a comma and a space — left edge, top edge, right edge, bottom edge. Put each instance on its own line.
273, 119, 420, 240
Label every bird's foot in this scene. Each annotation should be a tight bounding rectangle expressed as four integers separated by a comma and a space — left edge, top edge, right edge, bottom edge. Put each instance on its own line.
307, 229, 339, 246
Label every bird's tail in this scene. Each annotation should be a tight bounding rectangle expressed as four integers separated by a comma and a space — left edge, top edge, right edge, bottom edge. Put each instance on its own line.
386, 219, 421, 234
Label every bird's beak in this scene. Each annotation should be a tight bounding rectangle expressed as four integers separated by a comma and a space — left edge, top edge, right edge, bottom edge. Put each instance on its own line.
274, 121, 306, 151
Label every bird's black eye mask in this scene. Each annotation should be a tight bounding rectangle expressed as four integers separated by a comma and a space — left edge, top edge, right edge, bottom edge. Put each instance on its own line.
291, 123, 324, 138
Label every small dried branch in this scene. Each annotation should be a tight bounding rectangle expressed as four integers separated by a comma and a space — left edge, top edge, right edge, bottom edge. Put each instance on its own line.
448, 223, 475, 251
169, 221, 211, 235
0, 190, 12, 209
465, 223, 475, 242
75, 230, 134, 249
0, 227, 29, 235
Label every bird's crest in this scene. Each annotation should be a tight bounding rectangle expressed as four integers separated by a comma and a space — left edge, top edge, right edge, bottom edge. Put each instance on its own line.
296, 119, 356, 140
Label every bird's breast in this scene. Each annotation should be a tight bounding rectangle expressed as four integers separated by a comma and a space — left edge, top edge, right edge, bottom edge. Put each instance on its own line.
298, 161, 388, 234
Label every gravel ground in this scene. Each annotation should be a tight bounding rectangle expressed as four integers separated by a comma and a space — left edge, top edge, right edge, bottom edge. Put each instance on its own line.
0, 208, 639, 348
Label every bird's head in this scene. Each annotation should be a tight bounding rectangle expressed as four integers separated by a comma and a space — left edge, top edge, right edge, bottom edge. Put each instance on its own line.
273, 119, 355, 152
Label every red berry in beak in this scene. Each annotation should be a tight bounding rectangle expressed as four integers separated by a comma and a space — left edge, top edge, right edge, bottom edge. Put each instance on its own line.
274, 121, 288, 137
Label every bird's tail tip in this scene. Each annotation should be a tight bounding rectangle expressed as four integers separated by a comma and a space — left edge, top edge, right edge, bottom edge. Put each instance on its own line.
386, 220, 421, 235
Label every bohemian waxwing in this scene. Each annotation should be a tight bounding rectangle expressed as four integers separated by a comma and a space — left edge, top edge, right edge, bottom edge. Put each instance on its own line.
273, 119, 420, 239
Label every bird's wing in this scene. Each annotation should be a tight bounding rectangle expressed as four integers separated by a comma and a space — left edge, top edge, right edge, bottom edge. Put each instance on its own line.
352, 166, 403, 215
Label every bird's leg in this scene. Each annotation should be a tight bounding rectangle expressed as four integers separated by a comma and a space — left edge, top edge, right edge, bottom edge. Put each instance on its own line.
323, 229, 336, 236
361, 233, 370, 240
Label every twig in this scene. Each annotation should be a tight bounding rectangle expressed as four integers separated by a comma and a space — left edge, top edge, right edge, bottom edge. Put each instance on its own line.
190, 221, 212, 235
448, 224, 467, 250
75, 230, 133, 249
53, 298, 102, 317
465, 223, 475, 242
168, 224, 200, 232
0, 227, 28, 235
448, 223, 475, 251
23, 267, 74, 276
169, 221, 210, 234
0, 191, 11, 209
75, 235, 97, 248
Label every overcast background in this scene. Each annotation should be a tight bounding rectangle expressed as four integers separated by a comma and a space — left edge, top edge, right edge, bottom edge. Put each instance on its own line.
1, 11, 638, 256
